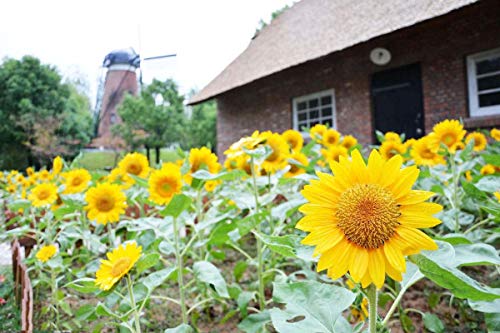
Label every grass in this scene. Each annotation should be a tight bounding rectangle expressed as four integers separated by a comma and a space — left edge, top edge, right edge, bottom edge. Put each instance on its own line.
75, 149, 181, 171
0, 265, 21, 331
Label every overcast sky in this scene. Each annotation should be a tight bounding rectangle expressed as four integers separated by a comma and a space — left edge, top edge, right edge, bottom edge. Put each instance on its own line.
0, 0, 295, 107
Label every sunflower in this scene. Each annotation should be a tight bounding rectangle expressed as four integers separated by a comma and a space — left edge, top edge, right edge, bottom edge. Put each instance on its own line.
118, 152, 149, 178
149, 163, 183, 205
61, 169, 91, 194
95, 242, 142, 291
297, 149, 441, 289
260, 131, 290, 174
185, 147, 221, 185
52, 156, 63, 175
321, 146, 348, 165
322, 129, 341, 147
204, 180, 221, 192
411, 136, 445, 166
26, 167, 34, 177
341, 135, 358, 150
481, 164, 496, 175
224, 131, 265, 158
282, 129, 303, 152
490, 128, 500, 141
379, 141, 406, 160
37, 170, 53, 182
430, 119, 466, 152
384, 132, 402, 143
85, 183, 127, 225
36, 244, 58, 263
403, 138, 417, 150
465, 132, 487, 151
494, 192, 500, 202
107, 168, 135, 189
285, 152, 309, 178
310, 124, 327, 142
29, 183, 58, 207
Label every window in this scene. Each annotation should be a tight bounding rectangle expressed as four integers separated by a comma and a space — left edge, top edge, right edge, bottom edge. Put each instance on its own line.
293, 90, 336, 131
467, 48, 500, 117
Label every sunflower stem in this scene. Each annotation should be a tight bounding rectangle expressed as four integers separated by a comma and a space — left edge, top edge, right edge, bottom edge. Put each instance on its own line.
50, 268, 59, 330
126, 274, 141, 333
367, 284, 378, 333
449, 153, 460, 233
173, 216, 188, 324
250, 156, 266, 311
107, 223, 115, 247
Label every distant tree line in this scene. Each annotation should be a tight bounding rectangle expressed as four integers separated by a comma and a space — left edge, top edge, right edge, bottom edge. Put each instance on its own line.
0, 56, 216, 170
0, 56, 93, 170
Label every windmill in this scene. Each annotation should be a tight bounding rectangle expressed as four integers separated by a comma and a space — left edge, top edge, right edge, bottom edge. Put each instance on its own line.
91, 48, 176, 149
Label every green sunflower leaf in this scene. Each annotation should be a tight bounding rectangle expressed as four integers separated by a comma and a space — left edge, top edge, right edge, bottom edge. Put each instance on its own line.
410, 242, 500, 301
193, 261, 229, 298
269, 281, 356, 333
160, 194, 191, 218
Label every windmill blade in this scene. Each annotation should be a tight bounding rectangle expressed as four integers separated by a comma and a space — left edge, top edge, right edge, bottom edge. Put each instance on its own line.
143, 54, 177, 61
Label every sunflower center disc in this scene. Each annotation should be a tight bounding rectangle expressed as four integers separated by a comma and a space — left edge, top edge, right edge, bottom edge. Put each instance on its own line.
97, 198, 114, 212
128, 163, 141, 175
111, 257, 131, 277
157, 179, 174, 197
336, 184, 400, 249
72, 177, 82, 186
38, 190, 50, 200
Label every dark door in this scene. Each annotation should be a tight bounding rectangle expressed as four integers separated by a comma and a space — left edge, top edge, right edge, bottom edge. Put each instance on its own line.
371, 64, 424, 139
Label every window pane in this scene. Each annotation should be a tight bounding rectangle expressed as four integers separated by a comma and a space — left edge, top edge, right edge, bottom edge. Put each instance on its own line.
322, 107, 332, 117
298, 113, 307, 122
321, 96, 332, 105
310, 109, 319, 119
322, 120, 332, 127
310, 120, 319, 127
297, 101, 307, 110
479, 91, 500, 107
477, 56, 500, 75
308, 99, 319, 108
478, 74, 500, 91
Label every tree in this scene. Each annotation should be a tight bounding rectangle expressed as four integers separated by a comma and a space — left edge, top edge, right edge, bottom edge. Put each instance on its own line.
182, 97, 216, 150
114, 79, 186, 164
0, 56, 93, 169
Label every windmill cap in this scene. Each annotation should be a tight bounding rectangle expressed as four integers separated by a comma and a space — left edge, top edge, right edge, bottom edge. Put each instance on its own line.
103, 48, 140, 68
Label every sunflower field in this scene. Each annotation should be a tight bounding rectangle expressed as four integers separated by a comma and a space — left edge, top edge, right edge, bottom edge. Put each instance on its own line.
1, 119, 499, 333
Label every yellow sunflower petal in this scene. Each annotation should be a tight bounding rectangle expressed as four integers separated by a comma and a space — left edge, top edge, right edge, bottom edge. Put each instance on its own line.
396, 226, 438, 253
368, 248, 386, 289
383, 240, 406, 273
349, 246, 369, 282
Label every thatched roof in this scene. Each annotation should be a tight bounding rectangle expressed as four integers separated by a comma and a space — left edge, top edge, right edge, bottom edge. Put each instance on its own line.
189, 0, 478, 105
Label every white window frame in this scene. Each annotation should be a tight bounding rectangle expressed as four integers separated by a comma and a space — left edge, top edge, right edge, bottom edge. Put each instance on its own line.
467, 47, 500, 117
292, 89, 337, 132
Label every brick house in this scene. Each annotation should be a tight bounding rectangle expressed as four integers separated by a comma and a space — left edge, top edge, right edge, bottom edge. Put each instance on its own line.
188, 0, 500, 156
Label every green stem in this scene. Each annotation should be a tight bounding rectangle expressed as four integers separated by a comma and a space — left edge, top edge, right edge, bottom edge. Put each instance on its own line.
127, 275, 141, 333
464, 218, 491, 234
250, 156, 266, 310
366, 284, 378, 333
107, 223, 115, 247
173, 216, 188, 324
449, 154, 460, 232
195, 188, 205, 259
51, 268, 59, 330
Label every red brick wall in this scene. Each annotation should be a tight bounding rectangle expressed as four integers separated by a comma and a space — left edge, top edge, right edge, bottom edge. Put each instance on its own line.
216, 0, 500, 155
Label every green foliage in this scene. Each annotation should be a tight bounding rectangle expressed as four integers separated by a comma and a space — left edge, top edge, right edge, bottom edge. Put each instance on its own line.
0, 56, 92, 169
114, 79, 186, 151
181, 99, 216, 150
